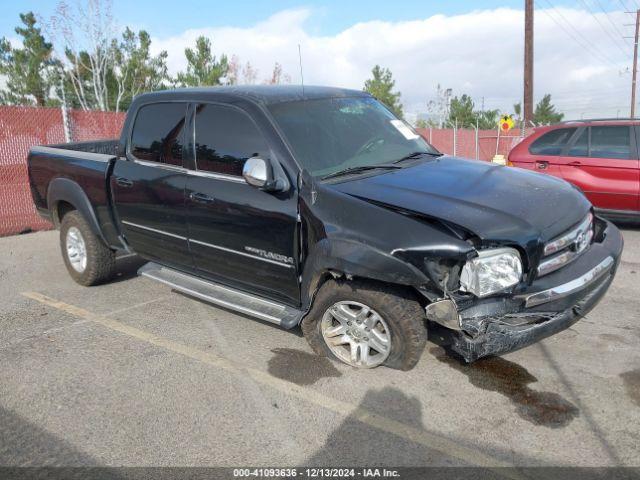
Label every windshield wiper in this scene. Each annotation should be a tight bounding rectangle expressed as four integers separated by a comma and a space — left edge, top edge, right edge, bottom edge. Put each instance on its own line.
392, 151, 443, 164
320, 164, 402, 181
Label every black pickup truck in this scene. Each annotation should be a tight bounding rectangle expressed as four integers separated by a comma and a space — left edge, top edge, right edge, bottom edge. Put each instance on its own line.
28, 86, 623, 370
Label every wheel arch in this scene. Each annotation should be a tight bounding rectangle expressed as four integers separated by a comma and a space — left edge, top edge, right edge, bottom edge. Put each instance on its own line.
47, 177, 109, 247
300, 238, 431, 318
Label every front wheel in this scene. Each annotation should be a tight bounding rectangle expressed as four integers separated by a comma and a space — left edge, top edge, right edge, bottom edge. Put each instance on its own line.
301, 280, 427, 370
60, 210, 116, 286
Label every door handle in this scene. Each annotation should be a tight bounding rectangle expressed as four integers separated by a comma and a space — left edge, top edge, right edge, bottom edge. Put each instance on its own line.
116, 176, 133, 187
567, 161, 582, 167
189, 192, 215, 204
536, 161, 548, 170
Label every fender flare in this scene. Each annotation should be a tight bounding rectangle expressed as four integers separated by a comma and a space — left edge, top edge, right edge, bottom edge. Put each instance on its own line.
300, 238, 430, 310
47, 177, 109, 247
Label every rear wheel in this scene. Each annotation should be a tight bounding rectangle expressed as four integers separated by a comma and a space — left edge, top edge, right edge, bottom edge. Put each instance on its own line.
302, 280, 427, 370
60, 210, 116, 286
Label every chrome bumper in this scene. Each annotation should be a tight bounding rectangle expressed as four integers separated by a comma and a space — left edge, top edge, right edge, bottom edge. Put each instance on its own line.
444, 219, 623, 362
517, 256, 615, 308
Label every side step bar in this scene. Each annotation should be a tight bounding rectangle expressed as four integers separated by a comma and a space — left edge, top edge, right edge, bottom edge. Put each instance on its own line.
138, 262, 302, 329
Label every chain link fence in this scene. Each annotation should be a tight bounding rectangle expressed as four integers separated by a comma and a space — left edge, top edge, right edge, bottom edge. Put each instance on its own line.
416, 127, 531, 161
0, 106, 530, 237
0, 106, 125, 236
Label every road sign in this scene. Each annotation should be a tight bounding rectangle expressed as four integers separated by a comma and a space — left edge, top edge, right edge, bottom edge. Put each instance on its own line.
499, 114, 515, 132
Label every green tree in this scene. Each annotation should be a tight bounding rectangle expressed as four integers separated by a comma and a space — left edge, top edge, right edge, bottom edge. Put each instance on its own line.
448, 94, 475, 127
176, 36, 228, 87
447, 94, 499, 129
363, 65, 403, 118
533, 94, 564, 124
0, 12, 56, 106
476, 108, 500, 129
111, 28, 169, 112
513, 102, 521, 119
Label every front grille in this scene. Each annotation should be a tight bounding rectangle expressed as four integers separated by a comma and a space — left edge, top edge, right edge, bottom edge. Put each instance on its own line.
538, 213, 594, 277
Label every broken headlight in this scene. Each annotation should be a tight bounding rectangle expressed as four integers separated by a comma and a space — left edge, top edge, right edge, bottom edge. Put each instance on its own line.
459, 247, 522, 297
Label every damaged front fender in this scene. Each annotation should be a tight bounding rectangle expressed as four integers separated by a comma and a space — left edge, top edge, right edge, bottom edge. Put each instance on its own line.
298, 173, 474, 309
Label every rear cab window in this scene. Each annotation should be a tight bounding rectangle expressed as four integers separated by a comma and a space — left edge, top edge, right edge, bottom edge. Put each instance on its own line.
529, 128, 576, 156
130, 102, 188, 167
193, 103, 270, 176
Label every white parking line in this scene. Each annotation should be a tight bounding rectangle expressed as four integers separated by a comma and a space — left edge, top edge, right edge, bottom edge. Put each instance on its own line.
22, 290, 522, 475
104, 296, 170, 317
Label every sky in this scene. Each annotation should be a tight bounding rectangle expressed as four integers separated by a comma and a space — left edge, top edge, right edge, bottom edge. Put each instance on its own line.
1, 0, 637, 120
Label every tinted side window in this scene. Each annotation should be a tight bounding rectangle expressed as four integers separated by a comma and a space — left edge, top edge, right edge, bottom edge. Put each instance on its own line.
529, 128, 576, 156
568, 129, 588, 157
130, 103, 187, 166
194, 104, 269, 176
590, 126, 631, 159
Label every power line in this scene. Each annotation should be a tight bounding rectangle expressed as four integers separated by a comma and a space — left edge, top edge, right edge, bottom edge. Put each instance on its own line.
619, 0, 640, 13
579, 0, 632, 56
547, 85, 628, 95
543, 0, 626, 63
594, 0, 632, 46
537, 0, 623, 69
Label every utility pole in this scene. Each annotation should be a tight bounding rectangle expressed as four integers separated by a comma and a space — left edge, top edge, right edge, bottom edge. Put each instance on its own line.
524, 0, 534, 125
631, 9, 640, 118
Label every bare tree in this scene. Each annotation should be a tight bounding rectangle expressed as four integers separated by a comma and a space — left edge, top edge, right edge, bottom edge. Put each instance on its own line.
426, 84, 452, 128
242, 61, 258, 85
225, 54, 240, 85
46, 0, 116, 111
264, 62, 290, 85
226, 56, 262, 85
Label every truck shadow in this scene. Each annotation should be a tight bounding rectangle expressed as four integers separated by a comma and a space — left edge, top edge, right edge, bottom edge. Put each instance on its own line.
304, 387, 433, 466
303, 386, 543, 468
0, 406, 125, 478
428, 346, 579, 429
109, 255, 147, 284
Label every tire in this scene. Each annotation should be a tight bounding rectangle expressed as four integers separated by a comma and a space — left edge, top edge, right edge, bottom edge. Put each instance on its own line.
59, 210, 116, 286
301, 279, 427, 370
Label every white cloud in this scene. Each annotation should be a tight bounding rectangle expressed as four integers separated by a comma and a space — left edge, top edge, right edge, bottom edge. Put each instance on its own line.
150, 6, 634, 118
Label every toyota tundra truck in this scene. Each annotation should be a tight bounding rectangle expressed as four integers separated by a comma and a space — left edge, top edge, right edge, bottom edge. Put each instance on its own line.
27, 86, 623, 370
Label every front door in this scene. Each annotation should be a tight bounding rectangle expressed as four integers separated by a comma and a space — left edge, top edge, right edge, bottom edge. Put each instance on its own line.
111, 102, 192, 269
560, 125, 639, 212
528, 127, 577, 179
185, 103, 300, 305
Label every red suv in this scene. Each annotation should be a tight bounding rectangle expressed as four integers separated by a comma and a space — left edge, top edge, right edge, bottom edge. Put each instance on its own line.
509, 119, 640, 221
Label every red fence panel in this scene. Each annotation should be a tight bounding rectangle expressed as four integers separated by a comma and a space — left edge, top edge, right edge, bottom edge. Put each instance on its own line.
0, 106, 125, 237
416, 127, 531, 161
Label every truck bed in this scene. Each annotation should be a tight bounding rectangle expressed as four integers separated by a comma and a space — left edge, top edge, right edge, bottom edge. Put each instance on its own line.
45, 139, 120, 156
27, 139, 122, 247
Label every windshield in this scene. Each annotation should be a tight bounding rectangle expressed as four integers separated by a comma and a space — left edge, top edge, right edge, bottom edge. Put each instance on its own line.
268, 96, 440, 179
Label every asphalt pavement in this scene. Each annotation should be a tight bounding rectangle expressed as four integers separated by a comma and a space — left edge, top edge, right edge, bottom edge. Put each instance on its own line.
0, 227, 639, 469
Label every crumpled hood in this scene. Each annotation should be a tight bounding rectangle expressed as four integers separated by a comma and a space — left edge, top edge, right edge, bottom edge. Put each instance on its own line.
331, 156, 591, 244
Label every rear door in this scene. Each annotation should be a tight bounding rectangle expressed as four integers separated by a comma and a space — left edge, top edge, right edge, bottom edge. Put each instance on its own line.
560, 125, 639, 212
526, 127, 577, 178
184, 103, 300, 306
111, 102, 192, 269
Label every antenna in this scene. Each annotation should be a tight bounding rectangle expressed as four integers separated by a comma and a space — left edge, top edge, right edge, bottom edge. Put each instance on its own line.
298, 44, 305, 96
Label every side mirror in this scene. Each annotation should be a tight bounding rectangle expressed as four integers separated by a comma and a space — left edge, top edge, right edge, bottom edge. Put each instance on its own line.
242, 157, 289, 192
242, 157, 269, 188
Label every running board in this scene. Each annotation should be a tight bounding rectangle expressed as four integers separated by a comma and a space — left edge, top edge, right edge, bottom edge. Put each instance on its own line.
138, 262, 302, 329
